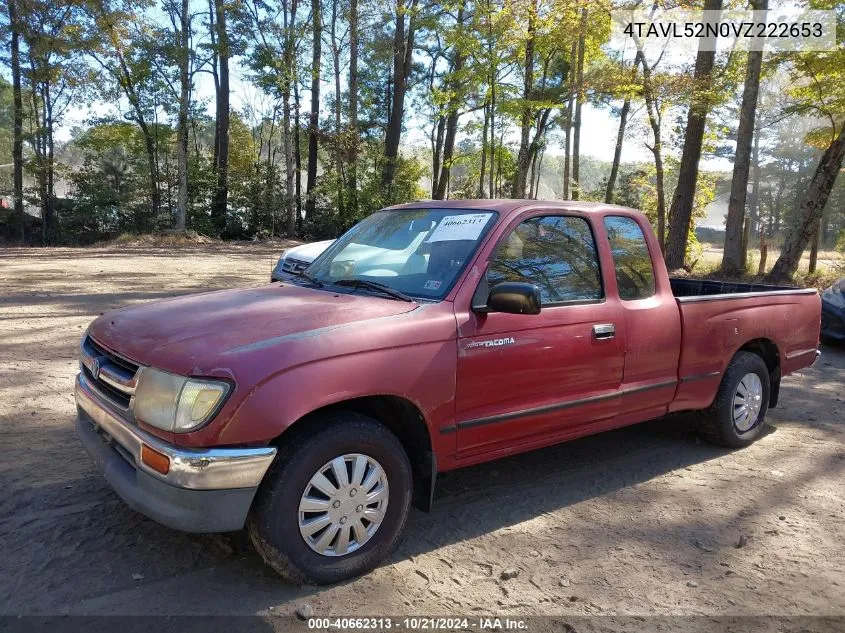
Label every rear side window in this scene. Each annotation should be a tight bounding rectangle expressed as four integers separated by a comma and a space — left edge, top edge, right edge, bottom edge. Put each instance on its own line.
604, 216, 656, 301
488, 215, 603, 305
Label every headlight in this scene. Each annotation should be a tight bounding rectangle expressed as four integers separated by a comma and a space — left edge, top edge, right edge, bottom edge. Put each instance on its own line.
134, 368, 231, 433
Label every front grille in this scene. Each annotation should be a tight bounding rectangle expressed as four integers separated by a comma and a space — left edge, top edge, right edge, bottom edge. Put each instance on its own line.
282, 257, 310, 274
80, 334, 142, 411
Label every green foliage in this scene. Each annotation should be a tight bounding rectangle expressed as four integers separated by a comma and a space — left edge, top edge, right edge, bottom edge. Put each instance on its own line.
1, 0, 842, 254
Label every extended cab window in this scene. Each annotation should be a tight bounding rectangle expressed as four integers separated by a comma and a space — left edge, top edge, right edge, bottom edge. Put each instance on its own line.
488, 215, 602, 305
604, 216, 656, 301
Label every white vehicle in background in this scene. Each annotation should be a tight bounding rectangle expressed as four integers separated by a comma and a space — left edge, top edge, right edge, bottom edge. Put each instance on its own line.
271, 240, 335, 281
271, 218, 437, 282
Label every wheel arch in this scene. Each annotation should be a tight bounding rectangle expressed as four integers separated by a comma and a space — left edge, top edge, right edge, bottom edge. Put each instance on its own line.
736, 338, 781, 407
270, 395, 437, 512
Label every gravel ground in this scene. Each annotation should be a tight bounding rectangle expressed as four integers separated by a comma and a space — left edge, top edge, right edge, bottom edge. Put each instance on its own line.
1, 243, 843, 620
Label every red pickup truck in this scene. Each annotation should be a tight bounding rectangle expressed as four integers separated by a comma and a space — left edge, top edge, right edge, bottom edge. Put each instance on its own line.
75, 200, 821, 584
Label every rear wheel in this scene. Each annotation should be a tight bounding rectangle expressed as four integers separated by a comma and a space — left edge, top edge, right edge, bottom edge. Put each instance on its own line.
699, 351, 770, 448
248, 412, 412, 584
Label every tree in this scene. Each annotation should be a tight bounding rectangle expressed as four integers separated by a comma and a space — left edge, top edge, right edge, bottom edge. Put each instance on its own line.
152, 0, 195, 230
346, 0, 358, 218
510, 0, 537, 198
570, 6, 586, 200
7, 0, 25, 242
604, 58, 637, 204
88, 0, 164, 230
210, 0, 230, 234
664, 0, 722, 270
304, 0, 321, 216
722, 0, 767, 275
768, 126, 845, 280
381, 0, 420, 197
19, 0, 90, 244
432, 0, 467, 200
175, 0, 190, 230
327, 0, 346, 219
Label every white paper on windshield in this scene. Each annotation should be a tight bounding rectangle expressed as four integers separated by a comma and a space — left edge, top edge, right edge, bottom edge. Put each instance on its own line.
426, 213, 493, 242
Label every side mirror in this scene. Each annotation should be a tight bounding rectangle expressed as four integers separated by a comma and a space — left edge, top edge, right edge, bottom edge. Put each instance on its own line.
486, 282, 542, 315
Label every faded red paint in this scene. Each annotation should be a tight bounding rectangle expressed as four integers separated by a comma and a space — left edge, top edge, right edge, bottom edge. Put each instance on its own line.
86, 200, 821, 468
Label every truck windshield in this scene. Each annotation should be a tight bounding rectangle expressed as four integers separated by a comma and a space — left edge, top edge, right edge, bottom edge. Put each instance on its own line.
306, 209, 497, 300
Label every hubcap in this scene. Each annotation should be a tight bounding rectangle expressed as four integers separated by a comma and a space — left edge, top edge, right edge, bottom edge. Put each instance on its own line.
733, 372, 763, 433
298, 453, 389, 557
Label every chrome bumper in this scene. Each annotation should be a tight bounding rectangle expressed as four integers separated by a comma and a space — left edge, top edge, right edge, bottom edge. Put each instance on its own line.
75, 373, 276, 490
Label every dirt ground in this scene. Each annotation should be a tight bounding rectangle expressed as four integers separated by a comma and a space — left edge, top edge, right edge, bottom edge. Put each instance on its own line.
1, 243, 844, 619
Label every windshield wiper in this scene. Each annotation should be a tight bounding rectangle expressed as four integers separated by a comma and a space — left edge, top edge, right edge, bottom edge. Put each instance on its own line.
334, 278, 415, 302
296, 269, 324, 288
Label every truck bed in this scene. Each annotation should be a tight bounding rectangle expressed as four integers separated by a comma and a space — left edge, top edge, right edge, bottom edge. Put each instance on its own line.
668, 277, 820, 414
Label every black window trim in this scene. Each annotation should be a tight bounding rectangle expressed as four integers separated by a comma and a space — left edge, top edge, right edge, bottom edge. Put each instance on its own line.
603, 214, 657, 302
476, 211, 606, 310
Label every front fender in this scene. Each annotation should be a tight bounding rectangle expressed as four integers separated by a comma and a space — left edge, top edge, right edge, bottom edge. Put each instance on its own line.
218, 340, 459, 457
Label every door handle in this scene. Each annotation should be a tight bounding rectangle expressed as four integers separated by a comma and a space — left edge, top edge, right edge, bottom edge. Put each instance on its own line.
593, 323, 615, 340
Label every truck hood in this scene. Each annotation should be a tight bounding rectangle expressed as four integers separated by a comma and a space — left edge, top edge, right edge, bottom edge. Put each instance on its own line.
88, 283, 418, 375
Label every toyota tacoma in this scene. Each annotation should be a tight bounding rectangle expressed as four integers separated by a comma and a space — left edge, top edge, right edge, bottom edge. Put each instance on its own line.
75, 200, 821, 584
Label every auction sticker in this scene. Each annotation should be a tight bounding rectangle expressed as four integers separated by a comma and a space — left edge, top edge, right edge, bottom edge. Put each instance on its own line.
427, 213, 492, 242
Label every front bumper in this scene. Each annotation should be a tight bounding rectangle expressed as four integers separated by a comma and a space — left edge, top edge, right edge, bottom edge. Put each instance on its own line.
74, 373, 276, 532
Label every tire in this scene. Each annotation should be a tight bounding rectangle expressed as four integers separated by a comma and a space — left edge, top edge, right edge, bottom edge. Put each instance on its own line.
699, 351, 770, 448
248, 412, 413, 584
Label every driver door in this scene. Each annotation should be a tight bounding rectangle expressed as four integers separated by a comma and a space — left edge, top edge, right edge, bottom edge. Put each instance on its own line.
454, 213, 625, 459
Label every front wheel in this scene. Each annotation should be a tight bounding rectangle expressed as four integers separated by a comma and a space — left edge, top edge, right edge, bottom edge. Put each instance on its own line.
699, 351, 770, 448
248, 413, 413, 584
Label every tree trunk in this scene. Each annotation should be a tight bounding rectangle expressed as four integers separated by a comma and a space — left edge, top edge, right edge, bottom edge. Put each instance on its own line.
605, 95, 630, 204
347, 0, 358, 221
305, 0, 322, 217
31, 85, 47, 246
9, 0, 24, 243
381, 0, 418, 197
264, 113, 277, 231
635, 50, 666, 249
479, 99, 489, 197
562, 40, 576, 199
748, 125, 761, 233
207, 0, 219, 173
210, 0, 230, 234
571, 7, 587, 201
510, 0, 536, 198
282, 0, 299, 236
283, 92, 295, 235
808, 220, 820, 274
768, 126, 845, 281
330, 0, 345, 219
664, 0, 723, 270
45, 82, 55, 243
722, 0, 766, 275
433, 2, 466, 200
175, 0, 190, 230
294, 81, 303, 229
488, 70, 496, 198
431, 113, 445, 196
139, 120, 161, 230
535, 148, 545, 199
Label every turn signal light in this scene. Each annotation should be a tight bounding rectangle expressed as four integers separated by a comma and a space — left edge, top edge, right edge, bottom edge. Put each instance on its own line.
141, 444, 171, 475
